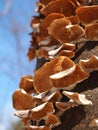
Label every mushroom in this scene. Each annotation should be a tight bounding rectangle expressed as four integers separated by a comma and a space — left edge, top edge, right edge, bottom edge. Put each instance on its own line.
48, 18, 84, 43
40, 13, 64, 37
49, 64, 89, 90
62, 91, 92, 105
25, 125, 51, 130
15, 102, 55, 121
27, 47, 36, 61
76, 5, 98, 25
41, 0, 76, 16
48, 43, 76, 59
89, 118, 98, 127
12, 89, 35, 110
19, 75, 35, 94
85, 23, 98, 41
42, 91, 62, 102
33, 56, 75, 93
55, 101, 77, 111
79, 55, 98, 72
45, 113, 60, 127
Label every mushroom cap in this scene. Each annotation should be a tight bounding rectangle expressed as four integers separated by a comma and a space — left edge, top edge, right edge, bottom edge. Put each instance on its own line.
19, 75, 35, 94
12, 89, 34, 110
85, 23, 98, 41
55, 101, 77, 111
30, 102, 54, 121
45, 113, 60, 126
25, 125, 51, 130
48, 18, 84, 43
33, 56, 75, 93
79, 55, 98, 72
49, 64, 89, 90
41, 0, 76, 16
76, 5, 98, 25
40, 13, 64, 37
62, 91, 92, 105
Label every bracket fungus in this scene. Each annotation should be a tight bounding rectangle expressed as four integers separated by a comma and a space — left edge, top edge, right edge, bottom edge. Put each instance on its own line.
12, 0, 98, 130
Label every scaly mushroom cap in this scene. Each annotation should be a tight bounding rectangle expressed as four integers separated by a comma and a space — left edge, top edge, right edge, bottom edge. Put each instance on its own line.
34, 56, 75, 93
41, 0, 76, 16
79, 55, 98, 72
49, 64, 89, 90
76, 5, 98, 25
19, 75, 35, 94
25, 125, 51, 130
12, 89, 34, 110
85, 23, 98, 41
62, 91, 92, 105
40, 13, 64, 37
55, 101, 77, 111
48, 18, 84, 43
45, 113, 60, 126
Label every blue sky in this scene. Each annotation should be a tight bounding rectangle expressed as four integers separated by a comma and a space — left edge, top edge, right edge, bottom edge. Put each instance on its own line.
0, 0, 37, 129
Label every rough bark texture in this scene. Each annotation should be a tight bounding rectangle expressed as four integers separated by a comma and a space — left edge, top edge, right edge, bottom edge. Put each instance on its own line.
36, 41, 98, 130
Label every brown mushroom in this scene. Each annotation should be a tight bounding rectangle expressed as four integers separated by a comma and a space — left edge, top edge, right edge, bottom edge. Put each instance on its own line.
89, 118, 98, 127
40, 13, 64, 37
76, 5, 98, 25
48, 18, 84, 43
62, 91, 92, 105
33, 56, 75, 93
41, 0, 76, 16
50, 64, 89, 90
85, 23, 98, 41
55, 101, 77, 111
25, 125, 51, 130
19, 75, 35, 94
27, 47, 36, 61
15, 102, 54, 121
45, 113, 60, 127
79, 55, 98, 72
12, 89, 34, 110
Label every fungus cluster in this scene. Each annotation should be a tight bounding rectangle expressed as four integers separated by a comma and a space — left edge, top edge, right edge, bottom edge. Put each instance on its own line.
12, 0, 98, 130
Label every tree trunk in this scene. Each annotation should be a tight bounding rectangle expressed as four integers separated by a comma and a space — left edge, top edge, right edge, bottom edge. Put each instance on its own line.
36, 41, 98, 130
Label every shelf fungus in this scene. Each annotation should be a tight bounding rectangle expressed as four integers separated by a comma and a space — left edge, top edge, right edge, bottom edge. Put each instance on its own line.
89, 118, 98, 127
34, 56, 75, 93
79, 55, 98, 72
85, 23, 98, 41
48, 18, 84, 43
12, 0, 98, 130
12, 89, 35, 110
62, 91, 92, 105
50, 64, 89, 90
76, 5, 98, 25
41, 0, 76, 16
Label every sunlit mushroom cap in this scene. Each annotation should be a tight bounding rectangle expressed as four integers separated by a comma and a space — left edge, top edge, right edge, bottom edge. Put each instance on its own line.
66, 15, 80, 24
76, 5, 98, 25
49, 64, 89, 90
33, 56, 75, 93
62, 91, 92, 105
25, 125, 51, 130
85, 23, 98, 41
41, 0, 76, 16
79, 55, 98, 72
46, 113, 60, 127
48, 18, 84, 43
19, 75, 35, 94
40, 13, 64, 37
12, 89, 34, 110
55, 101, 77, 111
